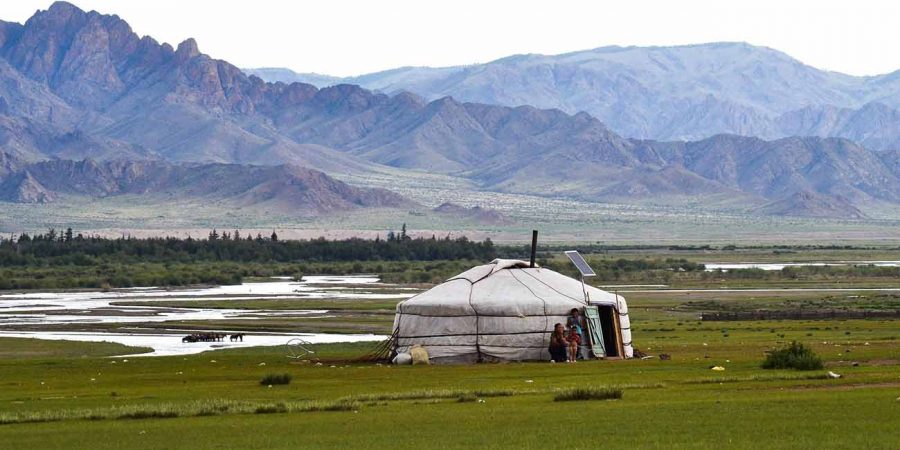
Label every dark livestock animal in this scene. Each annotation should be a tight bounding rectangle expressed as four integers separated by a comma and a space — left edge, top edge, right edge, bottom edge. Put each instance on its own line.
182, 332, 229, 343
229, 334, 245, 342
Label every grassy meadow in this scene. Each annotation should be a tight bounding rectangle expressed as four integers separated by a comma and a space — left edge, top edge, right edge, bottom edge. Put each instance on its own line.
1, 304, 899, 448
1, 245, 899, 448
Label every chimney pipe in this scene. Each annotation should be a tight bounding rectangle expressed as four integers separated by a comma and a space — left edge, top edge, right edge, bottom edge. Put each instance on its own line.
529, 230, 538, 268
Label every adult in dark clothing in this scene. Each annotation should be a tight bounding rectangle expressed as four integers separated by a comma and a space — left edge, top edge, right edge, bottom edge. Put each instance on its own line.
548, 323, 569, 362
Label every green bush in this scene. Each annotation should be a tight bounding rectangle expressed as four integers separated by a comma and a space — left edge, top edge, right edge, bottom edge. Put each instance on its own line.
762, 341, 824, 370
554, 387, 623, 402
259, 373, 293, 386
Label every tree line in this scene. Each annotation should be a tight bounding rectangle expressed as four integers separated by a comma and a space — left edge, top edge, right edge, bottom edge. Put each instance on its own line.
0, 228, 496, 267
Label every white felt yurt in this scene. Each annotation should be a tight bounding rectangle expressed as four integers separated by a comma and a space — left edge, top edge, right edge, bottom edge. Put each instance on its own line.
392, 259, 632, 363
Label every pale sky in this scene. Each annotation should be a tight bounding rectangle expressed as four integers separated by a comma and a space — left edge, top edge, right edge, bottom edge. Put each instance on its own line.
4, 0, 900, 77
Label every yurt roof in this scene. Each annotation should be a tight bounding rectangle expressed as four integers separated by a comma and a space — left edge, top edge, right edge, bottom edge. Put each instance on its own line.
398, 259, 626, 315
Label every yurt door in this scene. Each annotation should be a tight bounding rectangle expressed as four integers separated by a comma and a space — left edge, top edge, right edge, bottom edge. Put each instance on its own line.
595, 305, 621, 357
584, 306, 606, 358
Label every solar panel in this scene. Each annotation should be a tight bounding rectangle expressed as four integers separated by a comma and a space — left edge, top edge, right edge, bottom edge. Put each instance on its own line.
565, 250, 596, 277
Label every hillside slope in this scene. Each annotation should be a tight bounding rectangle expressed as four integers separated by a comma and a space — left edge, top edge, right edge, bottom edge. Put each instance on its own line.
0, 156, 413, 212
1, 3, 898, 219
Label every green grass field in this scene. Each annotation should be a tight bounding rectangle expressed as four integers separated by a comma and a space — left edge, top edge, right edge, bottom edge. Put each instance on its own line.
2, 246, 900, 448
1, 312, 898, 448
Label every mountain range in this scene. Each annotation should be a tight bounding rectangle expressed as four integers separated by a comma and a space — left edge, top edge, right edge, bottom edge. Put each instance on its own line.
0, 152, 410, 212
248, 43, 900, 150
0, 2, 898, 222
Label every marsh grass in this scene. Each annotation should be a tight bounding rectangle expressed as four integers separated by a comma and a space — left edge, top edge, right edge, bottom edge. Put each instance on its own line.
0, 398, 359, 425
341, 388, 515, 403
554, 387, 623, 402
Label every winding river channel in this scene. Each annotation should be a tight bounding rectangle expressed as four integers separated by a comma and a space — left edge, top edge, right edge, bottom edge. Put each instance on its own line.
0, 276, 415, 356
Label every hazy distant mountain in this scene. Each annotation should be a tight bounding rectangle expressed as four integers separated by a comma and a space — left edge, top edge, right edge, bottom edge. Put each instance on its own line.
476, 133, 900, 207
777, 102, 900, 152
1, 3, 898, 219
245, 68, 341, 87
249, 43, 900, 147
0, 155, 412, 212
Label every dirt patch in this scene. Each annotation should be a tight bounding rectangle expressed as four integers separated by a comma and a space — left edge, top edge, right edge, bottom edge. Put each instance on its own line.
787, 382, 900, 392
866, 359, 900, 366
827, 359, 900, 367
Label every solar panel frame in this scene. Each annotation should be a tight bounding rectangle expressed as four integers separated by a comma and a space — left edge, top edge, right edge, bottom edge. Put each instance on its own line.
564, 250, 596, 277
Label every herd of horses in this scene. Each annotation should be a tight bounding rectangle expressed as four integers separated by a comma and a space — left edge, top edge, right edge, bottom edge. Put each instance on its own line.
181, 333, 245, 343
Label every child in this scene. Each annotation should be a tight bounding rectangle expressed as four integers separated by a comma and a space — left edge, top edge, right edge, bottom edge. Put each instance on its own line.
566, 325, 581, 362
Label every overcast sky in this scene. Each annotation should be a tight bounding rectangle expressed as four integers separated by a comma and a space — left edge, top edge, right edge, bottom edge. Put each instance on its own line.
5, 0, 900, 77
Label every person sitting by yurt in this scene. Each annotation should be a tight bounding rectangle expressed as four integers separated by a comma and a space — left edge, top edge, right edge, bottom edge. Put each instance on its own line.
548, 323, 568, 363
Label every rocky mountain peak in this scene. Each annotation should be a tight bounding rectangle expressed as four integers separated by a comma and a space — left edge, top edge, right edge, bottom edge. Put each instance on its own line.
391, 91, 426, 108
175, 38, 200, 60
41, 1, 84, 21
0, 20, 23, 48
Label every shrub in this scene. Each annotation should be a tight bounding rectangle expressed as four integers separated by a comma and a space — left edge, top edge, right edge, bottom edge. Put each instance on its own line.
554, 387, 623, 402
259, 373, 293, 386
762, 341, 824, 370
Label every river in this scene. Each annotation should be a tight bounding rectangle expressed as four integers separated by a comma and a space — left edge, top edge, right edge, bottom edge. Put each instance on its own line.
0, 275, 415, 356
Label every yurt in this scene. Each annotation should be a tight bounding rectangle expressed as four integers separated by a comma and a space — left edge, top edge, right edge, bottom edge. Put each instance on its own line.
392, 259, 633, 363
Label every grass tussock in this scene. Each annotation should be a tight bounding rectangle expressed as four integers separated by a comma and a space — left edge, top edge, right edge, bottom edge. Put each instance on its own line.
117, 410, 179, 420
342, 388, 515, 403
554, 387, 623, 402
259, 373, 293, 386
0, 398, 358, 426
254, 403, 288, 414
295, 400, 359, 412
762, 341, 825, 371
0, 382, 659, 426
342, 384, 660, 404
